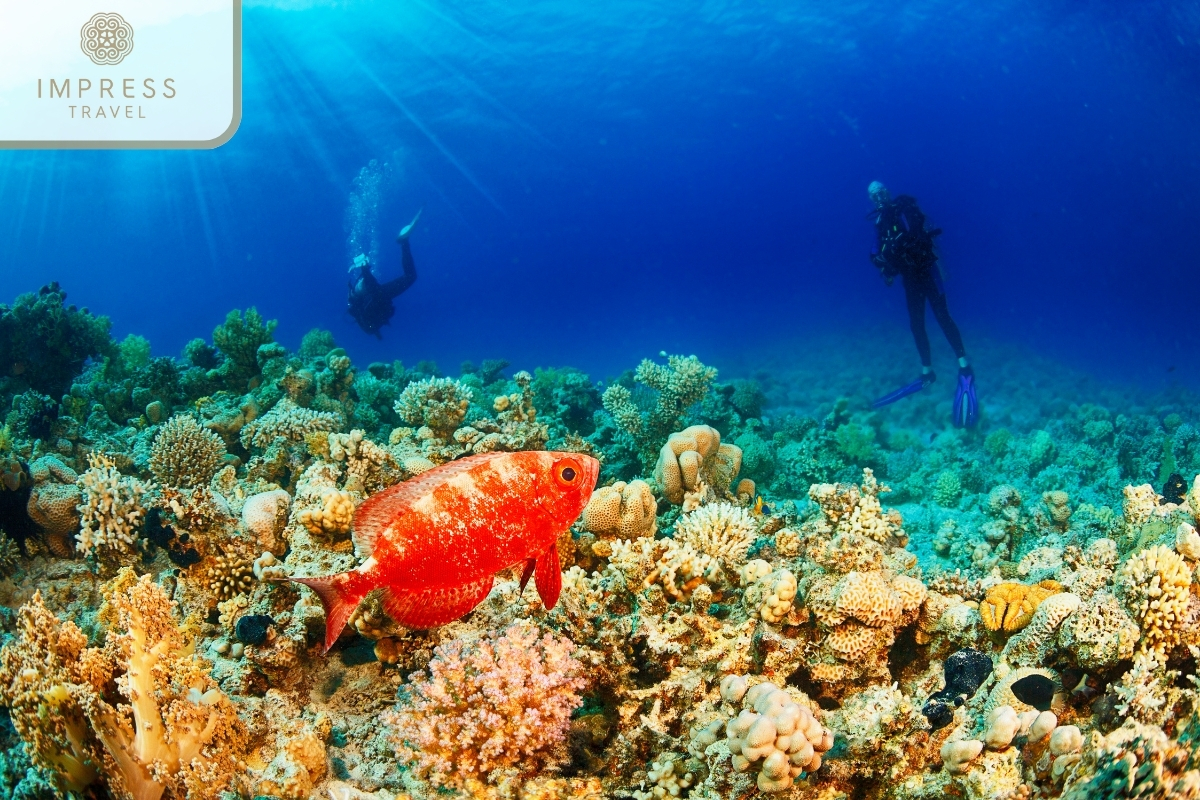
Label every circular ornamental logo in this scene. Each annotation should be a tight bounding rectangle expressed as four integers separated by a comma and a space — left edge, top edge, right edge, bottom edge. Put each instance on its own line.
80, 13, 134, 66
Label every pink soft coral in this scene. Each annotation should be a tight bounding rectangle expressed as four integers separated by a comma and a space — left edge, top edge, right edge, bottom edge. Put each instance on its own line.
386, 621, 585, 788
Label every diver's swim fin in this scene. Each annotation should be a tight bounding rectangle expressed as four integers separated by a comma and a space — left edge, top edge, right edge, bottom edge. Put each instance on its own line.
952, 371, 979, 428
871, 378, 927, 409
398, 208, 423, 240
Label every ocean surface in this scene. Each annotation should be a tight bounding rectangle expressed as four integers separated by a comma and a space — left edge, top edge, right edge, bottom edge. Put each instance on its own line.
1, 0, 1198, 387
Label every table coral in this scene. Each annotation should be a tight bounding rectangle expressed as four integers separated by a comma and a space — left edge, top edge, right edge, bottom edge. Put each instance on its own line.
240, 398, 342, 450
149, 414, 226, 489
385, 621, 584, 788
581, 479, 658, 539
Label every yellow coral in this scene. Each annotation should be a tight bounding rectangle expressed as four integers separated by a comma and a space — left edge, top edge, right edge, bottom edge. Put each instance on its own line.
299, 489, 355, 536
1119, 545, 1192, 658
980, 580, 1062, 633
654, 425, 743, 505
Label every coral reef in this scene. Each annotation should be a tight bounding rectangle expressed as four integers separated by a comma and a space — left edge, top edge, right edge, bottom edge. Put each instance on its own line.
1, 297, 1199, 800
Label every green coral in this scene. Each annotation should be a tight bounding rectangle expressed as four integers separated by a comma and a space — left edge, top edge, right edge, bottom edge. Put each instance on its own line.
299, 328, 337, 360
116, 334, 151, 373
600, 353, 717, 469
0, 283, 115, 401
933, 470, 962, 507
985, 427, 1013, 458
834, 421, 876, 465
211, 308, 277, 386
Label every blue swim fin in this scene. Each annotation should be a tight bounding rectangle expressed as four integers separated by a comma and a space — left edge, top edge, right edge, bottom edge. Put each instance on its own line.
953, 371, 979, 428
871, 377, 928, 409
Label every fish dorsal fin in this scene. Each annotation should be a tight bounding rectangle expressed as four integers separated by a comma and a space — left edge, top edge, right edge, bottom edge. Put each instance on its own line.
351, 453, 501, 558
380, 575, 494, 629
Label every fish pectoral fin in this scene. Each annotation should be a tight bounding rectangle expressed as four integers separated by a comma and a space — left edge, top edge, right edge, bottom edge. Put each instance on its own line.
381, 576, 494, 629
518, 559, 537, 595
534, 544, 562, 610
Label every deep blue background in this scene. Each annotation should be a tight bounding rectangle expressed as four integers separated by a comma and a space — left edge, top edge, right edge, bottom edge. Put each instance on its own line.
1, 0, 1198, 385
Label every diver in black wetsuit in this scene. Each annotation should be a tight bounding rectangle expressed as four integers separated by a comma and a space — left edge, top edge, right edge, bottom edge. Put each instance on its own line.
867, 182, 978, 427
348, 210, 422, 338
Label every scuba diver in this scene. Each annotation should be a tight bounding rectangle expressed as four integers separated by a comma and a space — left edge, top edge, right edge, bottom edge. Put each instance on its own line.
866, 181, 978, 428
347, 209, 423, 338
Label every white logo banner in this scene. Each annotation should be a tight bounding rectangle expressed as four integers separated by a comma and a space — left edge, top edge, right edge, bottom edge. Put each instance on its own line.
0, 0, 241, 148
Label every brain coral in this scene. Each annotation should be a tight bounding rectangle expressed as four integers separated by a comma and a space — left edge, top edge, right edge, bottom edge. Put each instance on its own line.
25, 455, 81, 551
385, 621, 584, 788
581, 479, 657, 539
149, 414, 226, 488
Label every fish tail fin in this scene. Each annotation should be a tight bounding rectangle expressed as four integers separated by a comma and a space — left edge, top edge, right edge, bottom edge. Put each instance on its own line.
290, 574, 362, 653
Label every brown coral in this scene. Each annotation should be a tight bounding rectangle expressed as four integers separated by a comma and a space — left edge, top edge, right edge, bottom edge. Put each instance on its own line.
980, 580, 1062, 633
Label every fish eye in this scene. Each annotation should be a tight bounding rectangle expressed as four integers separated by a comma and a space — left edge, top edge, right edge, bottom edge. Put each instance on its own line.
553, 457, 583, 488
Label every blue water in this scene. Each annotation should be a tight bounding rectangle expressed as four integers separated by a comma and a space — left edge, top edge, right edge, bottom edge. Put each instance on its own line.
1, 0, 1198, 385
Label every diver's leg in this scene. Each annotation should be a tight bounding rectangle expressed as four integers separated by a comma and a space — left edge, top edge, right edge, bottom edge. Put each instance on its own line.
904, 277, 933, 369
381, 239, 417, 298
927, 275, 967, 362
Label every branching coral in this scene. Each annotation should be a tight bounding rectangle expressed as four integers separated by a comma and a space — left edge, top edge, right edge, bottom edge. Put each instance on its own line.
212, 307, 277, 385
673, 501, 756, 577
76, 453, 149, 559
385, 622, 585, 788
0, 282, 116, 398
808, 468, 906, 547
393, 377, 473, 440
149, 415, 226, 489
1118, 545, 1192, 658
298, 489, 355, 536
602, 354, 718, 470
240, 399, 342, 450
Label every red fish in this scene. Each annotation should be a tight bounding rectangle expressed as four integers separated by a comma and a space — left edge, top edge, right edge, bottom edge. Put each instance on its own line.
291, 450, 599, 652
